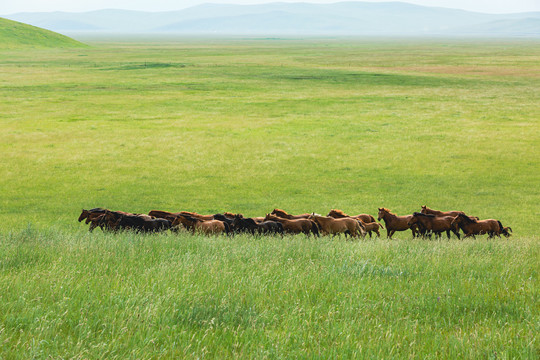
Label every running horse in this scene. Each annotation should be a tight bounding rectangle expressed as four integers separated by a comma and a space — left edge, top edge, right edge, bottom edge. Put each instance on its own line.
451, 214, 503, 239
377, 208, 418, 239
327, 209, 376, 224
308, 214, 365, 238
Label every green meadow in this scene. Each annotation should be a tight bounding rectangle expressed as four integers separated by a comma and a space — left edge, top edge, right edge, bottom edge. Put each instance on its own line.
0, 37, 539, 358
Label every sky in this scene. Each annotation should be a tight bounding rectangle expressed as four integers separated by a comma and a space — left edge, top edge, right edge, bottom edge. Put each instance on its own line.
2, 0, 540, 15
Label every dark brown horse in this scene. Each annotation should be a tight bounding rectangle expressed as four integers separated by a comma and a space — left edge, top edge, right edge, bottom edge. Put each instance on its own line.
264, 214, 319, 236
451, 214, 503, 239
78, 208, 107, 223
420, 206, 465, 218
270, 209, 312, 219
377, 208, 418, 239
327, 209, 376, 224
408, 212, 460, 239
308, 214, 365, 238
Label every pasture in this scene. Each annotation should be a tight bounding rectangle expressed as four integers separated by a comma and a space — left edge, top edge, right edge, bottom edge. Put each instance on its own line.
0, 37, 539, 358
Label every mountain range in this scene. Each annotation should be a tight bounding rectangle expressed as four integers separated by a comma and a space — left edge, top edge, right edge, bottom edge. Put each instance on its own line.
4, 2, 540, 37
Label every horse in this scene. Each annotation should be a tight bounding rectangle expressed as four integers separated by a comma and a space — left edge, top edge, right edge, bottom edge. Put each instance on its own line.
309, 214, 365, 238
178, 211, 215, 221
113, 214, 171, 233
327, 209, 377, 224
377, 208, 418, 239
408, 212, 460, 239
264, 214, 319, 236
231, 215, 283, 236
172, 214, 230, 235
270, 209, 312, 219
420, 206, 465, 218
78, 208, 107, 223
451, 214, 503, 239
213, 214, 234, 226
359, 221, 385, 238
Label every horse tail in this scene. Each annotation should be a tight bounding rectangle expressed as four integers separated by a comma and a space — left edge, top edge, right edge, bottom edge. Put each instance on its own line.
497, 220, 504, 233
310, 221, 320, 237
378, 222, 385, 229
223, 221, 231, 235
369, 215, 376, 223
507, 227, 513, 233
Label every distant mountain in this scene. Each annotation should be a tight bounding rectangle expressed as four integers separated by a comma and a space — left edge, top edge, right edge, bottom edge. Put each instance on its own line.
4, 2, 540, 37
0, 17, 86, 48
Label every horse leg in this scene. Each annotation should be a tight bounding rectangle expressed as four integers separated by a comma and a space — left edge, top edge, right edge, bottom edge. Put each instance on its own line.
446, 230, 451, 240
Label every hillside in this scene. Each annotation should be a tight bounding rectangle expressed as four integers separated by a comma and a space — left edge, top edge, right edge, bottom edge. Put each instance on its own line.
3, 2, 540, 37
0, 17, 85, 48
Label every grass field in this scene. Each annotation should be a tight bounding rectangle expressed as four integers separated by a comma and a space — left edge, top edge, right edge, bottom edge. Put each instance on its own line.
0, 37, 539, 358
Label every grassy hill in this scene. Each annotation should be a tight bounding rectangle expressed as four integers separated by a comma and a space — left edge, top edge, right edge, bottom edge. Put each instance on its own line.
0, 17, 85, 49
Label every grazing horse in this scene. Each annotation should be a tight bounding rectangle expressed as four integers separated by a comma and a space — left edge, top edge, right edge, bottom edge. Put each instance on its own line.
327, 209, 377, 224
232, 215, 283, 235
270, 209, 312, 219
451, 214, 503, 239
377, 208, 418, 239
309, 214, 365, 238
172, 215, 230, 235
178, 211, 215, 221
420, 206, 465, 218
408, 212, 460, 239
359, 221, 385, 238
264, 214, 319, 236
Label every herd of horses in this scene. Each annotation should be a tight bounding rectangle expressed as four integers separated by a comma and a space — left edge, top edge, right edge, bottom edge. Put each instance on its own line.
78, 206, 512, 239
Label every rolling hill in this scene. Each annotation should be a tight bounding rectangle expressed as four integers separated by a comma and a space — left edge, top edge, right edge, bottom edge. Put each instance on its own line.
0, 17, 86, 48
3, 2, 540, 37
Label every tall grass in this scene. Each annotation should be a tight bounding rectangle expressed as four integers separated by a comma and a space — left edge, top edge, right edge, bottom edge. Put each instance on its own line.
0, 229, 537, 358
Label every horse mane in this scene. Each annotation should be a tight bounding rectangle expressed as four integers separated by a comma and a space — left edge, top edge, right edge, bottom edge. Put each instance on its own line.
379, 208, 392, 214
458, 213, 477, 223
272, 208, 288, 215
89, 208, 107, 212
329, 209, 348, 216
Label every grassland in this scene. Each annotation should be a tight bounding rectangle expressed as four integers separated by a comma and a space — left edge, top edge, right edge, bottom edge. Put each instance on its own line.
0, 17, 86, 49
0, 37, 539, 358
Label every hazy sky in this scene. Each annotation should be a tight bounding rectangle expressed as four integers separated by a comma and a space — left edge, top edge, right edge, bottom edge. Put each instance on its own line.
2, 0, 540, 15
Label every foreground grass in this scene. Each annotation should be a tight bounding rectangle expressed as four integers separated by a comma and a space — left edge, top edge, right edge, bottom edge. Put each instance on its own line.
0, 228, 537, 358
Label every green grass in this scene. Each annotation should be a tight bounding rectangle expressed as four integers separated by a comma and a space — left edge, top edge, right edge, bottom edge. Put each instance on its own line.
0, 17, 86, 49
0, 38, 538, 232
0, 38, 539, 358
0, 228, 537, 359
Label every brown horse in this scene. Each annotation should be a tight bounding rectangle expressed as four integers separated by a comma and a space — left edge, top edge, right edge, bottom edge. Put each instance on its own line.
359, 221, 385, 238
408, 212, 460, 239
172, 214, 229, 235
309, 214, 365, 238
270, 209, 312, 219
377, 208, 418, 239
327, 209, 377, 224
420, 206, 465, 218
264, 214, 319, 236
78, 208, 107, 223
451, 214, 503, 239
